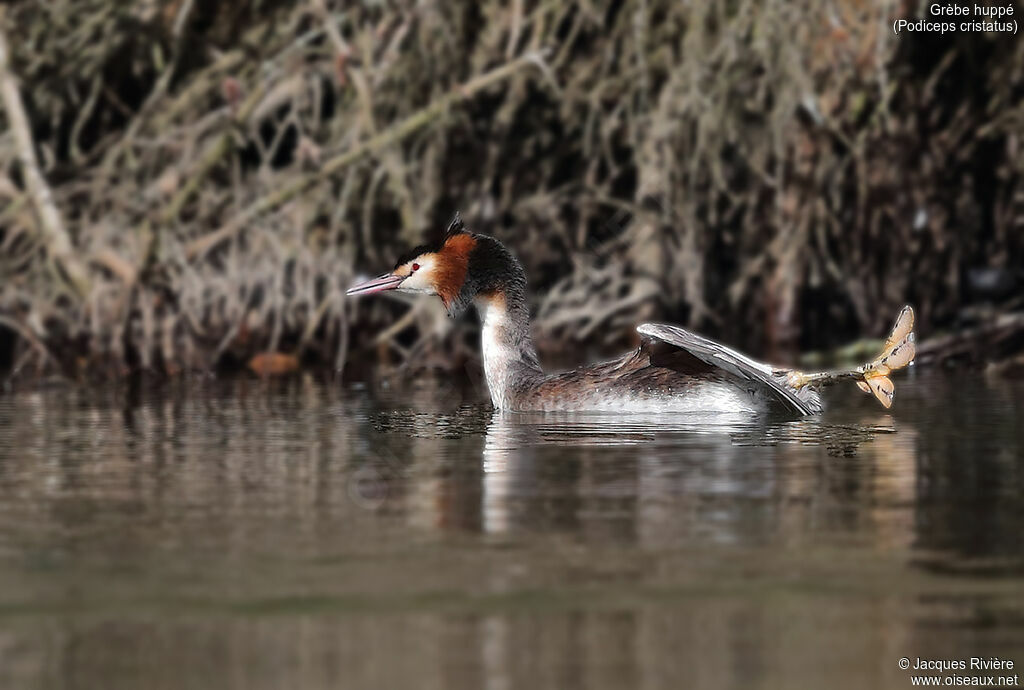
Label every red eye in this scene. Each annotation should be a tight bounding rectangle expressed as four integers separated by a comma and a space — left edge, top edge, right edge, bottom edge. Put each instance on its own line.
412, 263, 420, 271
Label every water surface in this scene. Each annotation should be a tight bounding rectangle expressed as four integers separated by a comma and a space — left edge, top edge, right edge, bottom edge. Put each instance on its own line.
0, 371, 1021, 689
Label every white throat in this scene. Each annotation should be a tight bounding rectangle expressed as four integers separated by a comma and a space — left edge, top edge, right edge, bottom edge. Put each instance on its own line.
479, 292, 556, 411
477, 297, 517, 409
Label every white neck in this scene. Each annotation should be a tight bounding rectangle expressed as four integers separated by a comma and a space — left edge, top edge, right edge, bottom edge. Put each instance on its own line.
476, 295, 541, 410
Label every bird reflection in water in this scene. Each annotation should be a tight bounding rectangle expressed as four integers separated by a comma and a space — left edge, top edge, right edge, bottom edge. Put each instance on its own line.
381, 407, 920, 548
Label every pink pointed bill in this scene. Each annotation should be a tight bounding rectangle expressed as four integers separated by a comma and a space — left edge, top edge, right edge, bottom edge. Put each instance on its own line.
346, 273, 404, 296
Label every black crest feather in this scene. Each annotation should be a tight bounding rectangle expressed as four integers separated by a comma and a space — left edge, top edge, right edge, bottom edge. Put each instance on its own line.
445, 212, 464, 238
393, 212, 467, 268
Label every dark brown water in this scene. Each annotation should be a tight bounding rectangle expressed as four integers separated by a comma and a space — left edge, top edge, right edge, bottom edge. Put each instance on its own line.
0, 371, 1022, 689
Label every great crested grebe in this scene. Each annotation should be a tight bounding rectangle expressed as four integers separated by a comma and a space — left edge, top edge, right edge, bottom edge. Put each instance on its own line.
347, 214, 916, 415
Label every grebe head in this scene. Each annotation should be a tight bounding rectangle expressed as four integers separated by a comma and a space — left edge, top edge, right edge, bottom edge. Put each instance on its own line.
346, 213, 528, 317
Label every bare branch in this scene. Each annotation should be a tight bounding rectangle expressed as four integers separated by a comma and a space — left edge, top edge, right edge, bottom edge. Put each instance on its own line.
0, 19, 90, 299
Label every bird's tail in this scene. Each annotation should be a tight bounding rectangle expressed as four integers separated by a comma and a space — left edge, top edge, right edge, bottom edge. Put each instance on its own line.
785, 306, 916, 409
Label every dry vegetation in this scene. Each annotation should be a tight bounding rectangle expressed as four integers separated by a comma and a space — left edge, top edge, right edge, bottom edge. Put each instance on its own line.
1, 0, 1022, 383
